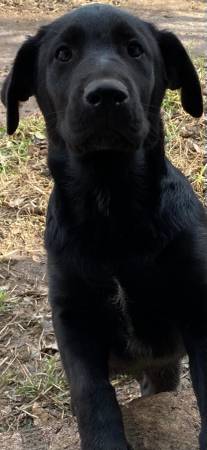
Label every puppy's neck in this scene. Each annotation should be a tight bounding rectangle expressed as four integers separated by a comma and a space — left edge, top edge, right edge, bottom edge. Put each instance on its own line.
48, 136, 166, 221
69, 151, 139, 218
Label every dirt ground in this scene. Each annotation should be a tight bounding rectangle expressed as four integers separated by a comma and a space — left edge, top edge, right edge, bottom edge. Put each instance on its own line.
0, 0, 206, 449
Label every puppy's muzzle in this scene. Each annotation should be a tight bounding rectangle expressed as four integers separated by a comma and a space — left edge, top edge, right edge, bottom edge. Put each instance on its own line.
84, 79, 129, 111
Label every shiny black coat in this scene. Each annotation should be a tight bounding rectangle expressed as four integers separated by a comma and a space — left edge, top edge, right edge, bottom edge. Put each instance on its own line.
1, 5, 206, 449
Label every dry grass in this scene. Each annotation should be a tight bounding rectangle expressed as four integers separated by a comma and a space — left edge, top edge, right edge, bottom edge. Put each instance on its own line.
0, 115, 51, 258
163, 57, 205, 199
0, 56, 205, 431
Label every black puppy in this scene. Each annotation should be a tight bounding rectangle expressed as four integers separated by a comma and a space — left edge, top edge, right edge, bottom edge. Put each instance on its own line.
1, 4, 206, 449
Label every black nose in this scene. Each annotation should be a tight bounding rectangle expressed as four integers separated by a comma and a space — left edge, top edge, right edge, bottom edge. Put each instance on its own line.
84, 79, 129, 108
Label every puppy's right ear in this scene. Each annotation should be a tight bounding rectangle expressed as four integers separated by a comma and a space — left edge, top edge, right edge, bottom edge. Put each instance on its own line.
1, 32, 43, 134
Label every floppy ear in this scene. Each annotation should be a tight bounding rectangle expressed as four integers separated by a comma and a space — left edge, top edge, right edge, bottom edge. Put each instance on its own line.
1, 34, 41, 134
158, 31, 203, 118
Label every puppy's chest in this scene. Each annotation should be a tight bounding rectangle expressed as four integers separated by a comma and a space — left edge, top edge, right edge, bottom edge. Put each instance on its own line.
75, 206, 158, 263
108, 278, 184, 376
108, 280, 152, 363
77, 186, 155, 245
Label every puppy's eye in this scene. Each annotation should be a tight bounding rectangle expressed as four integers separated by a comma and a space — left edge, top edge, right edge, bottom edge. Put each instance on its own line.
55, 46, 73, 62
127, 40, 144, 58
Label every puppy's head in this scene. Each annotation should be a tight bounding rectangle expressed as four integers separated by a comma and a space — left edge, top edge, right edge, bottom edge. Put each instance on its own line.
1, 4, 203, 155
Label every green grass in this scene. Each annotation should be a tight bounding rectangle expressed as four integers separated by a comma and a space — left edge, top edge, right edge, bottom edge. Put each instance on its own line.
0, 289, 19, 313
162, 89, 184, 147
162, 89, 181, 116
0, 114, 46, 173
0, 288, 7, 312
16, 355, 68, 407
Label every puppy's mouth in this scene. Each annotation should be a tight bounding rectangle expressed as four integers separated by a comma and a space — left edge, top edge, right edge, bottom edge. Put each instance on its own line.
85, 132, 134, 152
69, 128, 146, 155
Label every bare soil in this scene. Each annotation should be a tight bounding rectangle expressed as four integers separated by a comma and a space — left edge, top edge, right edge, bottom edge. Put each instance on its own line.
0, 390, 201, 449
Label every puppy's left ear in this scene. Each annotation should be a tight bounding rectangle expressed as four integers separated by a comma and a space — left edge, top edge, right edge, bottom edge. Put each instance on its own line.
158, 31, 203, 118
1, 32, 43, 134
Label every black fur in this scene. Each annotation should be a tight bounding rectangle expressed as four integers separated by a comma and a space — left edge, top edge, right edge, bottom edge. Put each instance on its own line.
1, 5, 206, 449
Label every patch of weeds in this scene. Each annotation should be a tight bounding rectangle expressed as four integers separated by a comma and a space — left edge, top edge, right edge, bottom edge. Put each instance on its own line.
162, 89, 181, 118
162, 55, 205, 149
161, 55, 205, 200
0, 370, 18, 390
191, 163, 206, 191
0, 114, 45, 173
0, 288, 8, 312
162, 89, 186, 148
16, 354, 68, 404
0, 290, 18, 313
194, 55, 205, 80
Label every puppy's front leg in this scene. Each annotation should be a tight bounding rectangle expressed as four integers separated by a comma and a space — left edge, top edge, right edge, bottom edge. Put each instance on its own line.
51, 292, 129, 450
184, 334, 207, 450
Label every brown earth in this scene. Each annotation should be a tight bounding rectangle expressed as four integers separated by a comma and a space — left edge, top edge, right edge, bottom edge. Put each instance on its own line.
0, 390, 201, 449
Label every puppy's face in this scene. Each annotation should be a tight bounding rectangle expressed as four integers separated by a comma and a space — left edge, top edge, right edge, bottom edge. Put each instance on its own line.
39, 5, 160, 154
1, 4, 203, 156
